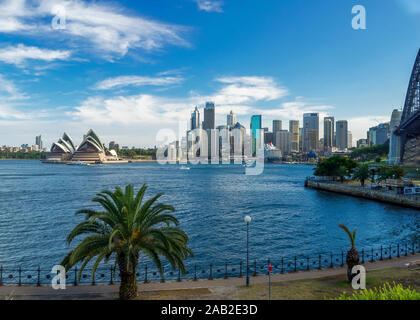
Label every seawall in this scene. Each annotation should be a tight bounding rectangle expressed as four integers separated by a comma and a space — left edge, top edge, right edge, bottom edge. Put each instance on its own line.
305, 180, 420, 210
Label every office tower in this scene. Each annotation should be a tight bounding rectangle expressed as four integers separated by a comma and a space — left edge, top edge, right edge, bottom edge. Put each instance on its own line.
388, 109, 403, 164
227, 110, 236, 127
274, 130, 291, 155
35, 135, 43, 150
299, 128, 303, 152
250, 115, 262, 156
203, 102, 215, 130
289, 120, 299, 152
273, 120, 282, 133
323, 117, 334, 150
367, 122, 390, 146
347, 131, 353, 148
191, 106, 201, 130
303, 113, 319, 153
264, 132, 274, 144
357, 139, 368, 148
336, 120, 348, 150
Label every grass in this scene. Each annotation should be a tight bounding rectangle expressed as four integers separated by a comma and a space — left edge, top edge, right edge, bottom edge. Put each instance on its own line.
237, 267, 420, 300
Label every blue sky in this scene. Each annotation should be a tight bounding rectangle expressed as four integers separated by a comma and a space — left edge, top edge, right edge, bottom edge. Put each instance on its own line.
0, 0, 420, 148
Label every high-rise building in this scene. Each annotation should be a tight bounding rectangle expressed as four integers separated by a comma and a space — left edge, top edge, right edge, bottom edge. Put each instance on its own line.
273, 120, 282, 133
227, 110, 236, 127
203, 102, 215, 130
388, 109, 403, 164
336, 120, 348, 150
190, 106, 201, 130
323, 117, 334, 150
357, 139, 368, 148
347, 131, 353, 149
35, 135, 43, 150
367, 123, 390, 146
264, 132, 274, 144
289, 120, 299, 152
274, 130, 291, 155
303, 113, 319, 153
250, 115, 262, 156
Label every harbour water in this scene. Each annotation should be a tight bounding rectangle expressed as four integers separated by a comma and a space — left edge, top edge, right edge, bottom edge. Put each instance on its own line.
0, 160, 418, 276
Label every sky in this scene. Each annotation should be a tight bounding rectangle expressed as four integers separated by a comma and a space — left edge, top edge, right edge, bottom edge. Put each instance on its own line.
0, 0, 420, 148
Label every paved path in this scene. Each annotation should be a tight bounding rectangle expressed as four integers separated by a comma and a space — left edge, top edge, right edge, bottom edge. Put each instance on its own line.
1, 253, 419, 300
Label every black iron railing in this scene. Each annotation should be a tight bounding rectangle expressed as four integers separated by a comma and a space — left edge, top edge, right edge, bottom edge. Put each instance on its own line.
0, 241, 418, 286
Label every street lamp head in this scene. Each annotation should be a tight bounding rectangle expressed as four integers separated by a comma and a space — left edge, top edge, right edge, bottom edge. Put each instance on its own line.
244, 215, 252, 224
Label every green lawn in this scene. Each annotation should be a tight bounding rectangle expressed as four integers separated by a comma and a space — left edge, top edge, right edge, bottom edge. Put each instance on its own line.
237, 267, 420, 300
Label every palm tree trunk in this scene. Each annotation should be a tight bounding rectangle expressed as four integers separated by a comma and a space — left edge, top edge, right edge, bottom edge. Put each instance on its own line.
118, 254, 138, 300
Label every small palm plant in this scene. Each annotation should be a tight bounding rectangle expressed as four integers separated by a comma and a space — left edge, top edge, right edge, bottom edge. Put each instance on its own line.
339, 224, 360, 283
62, 184, 193, 300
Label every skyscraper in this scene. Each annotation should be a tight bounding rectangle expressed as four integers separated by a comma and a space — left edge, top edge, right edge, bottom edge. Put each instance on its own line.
303, 113, 319, 153
323, 117, 334, 150
388, 109, 403, 164
275, 130, 291, 155
336, 120, 348, 150
250, 115, 262, 156
227, 110, 236, 127
273, 120, 282, 133
35, 135, 43, 150
347, 131, 353, 149
203, 102, 215, 130
289, 120, 299, 152
190, 106, 201, 130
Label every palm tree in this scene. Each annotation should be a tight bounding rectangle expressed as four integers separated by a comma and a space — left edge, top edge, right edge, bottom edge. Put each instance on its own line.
62, 184, 193, 300
352, 164, 370, 187
338, 224, 360, 283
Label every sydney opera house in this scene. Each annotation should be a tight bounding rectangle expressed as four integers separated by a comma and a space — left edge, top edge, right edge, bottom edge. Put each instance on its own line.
45, 129, 119, 164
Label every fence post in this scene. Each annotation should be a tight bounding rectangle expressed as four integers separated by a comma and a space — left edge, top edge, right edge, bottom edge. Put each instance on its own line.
318, 255, 322, 270
194, 264, 198, 281
380, 246, 383, 261
370, 248, 374, 262
361, 249, 364, 264
18, 267, 22, 286
253, 260, 257, 277
281, 258, 284, 274
294, 256, 297, 272
209, 264, 213, 280
413, 242, 416, 255
397, 244, 400, 258
239, 262, 242, 278
109, 266, 114, 285
177, 269, 181, 282
144, 265, 148, 284
330, 254, 333, 268
0, 265, 3, 286
341, 252, 345, 267
161, 267, 165, 283
307, 257, 310, 271
74, 267, 78, 286
405, 243, 408, 257
91, 272, 95, 286
37, 266, 41, 287
224, 262, 228, 279
389, 245, 392, 260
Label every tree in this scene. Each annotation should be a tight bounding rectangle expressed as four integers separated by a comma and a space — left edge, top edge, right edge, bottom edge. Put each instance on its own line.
314, 156, 358, 181
352, 164, 370, 187
62, 184, 193, 300
338, 224, 360, 283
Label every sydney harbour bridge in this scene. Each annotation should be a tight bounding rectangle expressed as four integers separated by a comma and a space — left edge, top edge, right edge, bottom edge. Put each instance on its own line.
396, 49, 420, 167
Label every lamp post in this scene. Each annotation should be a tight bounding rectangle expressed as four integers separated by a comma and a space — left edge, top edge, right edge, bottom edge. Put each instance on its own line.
244, 215, 252, 287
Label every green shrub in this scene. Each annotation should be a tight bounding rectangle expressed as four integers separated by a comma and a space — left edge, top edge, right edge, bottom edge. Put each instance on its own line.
335, 282, 420, 300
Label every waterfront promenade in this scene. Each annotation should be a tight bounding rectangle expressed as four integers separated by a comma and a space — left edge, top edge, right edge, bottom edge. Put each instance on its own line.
305, 179, 420, 209
1, 253, 418, 300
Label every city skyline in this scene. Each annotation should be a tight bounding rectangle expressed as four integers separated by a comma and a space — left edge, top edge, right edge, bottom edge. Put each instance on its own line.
0, 0, 420, 148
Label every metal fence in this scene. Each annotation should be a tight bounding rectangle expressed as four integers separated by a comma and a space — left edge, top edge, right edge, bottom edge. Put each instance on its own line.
0, 242, 419, 286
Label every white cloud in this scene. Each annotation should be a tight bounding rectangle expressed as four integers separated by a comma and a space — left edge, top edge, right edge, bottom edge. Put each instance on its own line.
0, 0, 189, 59
0, 75, 30, 119
0, 44, 71, 66
194, 0, 224, 13
95, 75, 185, 90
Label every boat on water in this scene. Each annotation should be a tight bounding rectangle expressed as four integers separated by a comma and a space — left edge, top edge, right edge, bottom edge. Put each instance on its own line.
180, 166, 190, 170
67, 161, 90, 166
